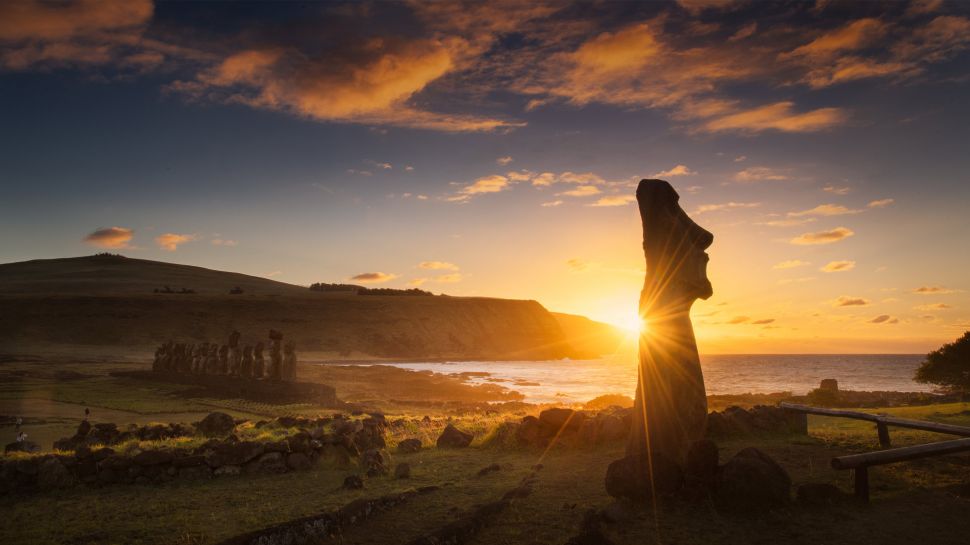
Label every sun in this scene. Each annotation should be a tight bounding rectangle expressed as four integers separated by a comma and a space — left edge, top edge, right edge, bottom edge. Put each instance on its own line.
616, 312, 647, 337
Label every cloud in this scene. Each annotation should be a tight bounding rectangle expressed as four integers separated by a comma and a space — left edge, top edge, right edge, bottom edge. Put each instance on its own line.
702, 101, 846, 133
434, 273, 462, 283
541, 200, 563, 207
496, 156, 513, 165
83, 226, 134, 249
733, 167, 789, 182
869, 314, 898, 324
756, 218, 816, 227
751, 318, 775, 325
790, 227, 854, 245
789, 204, 862, 217
786, 18, 889, 61
773, 260, 810, 270
172, 36, 522, 132
419, 261, 459, 271
915, 303, 952, 311
211, 238, 238, 247
823, 185, 851, 195
834, 296, 870, 307
566, 258, 591, 272
0, 0, 156, 70
449, 174, 511, 202
733, 155, 747, 162
777, 277, 815, 285
694, 202, 761, 214
729, 22, 757, 42
821, 260, 856, 272
155, 233, 195, 251
351, 272, 397, 283
868, 198, 895, 208
913, 286, 955, 294
726, 316, 750, 324
558, 185, 601, 198
265, 270, 283, 278
589, 195, 635, 207
651, 164, 695, 177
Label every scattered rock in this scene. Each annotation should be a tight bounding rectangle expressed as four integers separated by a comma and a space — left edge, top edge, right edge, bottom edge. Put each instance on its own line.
4, 441, 40, 455
37, 458, 74, 489
600, 500, 636, 524
245, 452, 287, 474
203, 441, 265, 468
286, 452, 312, 471
343, 474, 364, 489
395, 463, 411, 479
196, 412, 236, 437
178, 466, 212, 480
214, 465, 242, 477
539, 408, 585, 434
605, 453, 683, 503
437, 424, 473, 448
716, 447, 791, 513
132, 449, 174, 466
564, 509, 616, 545
361, 448, 390, 477
477, 463, 502, 477
397, 438, 422, 454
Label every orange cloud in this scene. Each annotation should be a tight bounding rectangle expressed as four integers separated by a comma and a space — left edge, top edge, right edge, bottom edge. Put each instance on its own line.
787, 18, 889, 60
694, 202, 760, 214
651, 165, 696, 177
821, 260, 856, 272
83, 226, 134, 249
558, 185, 601, 198
773, 260, 810, 270
791, 227, 854, 245
703, 102, 846, 133
351, 272, 397, 283
733, 167, 789, 182
155, 233, 195, 251
419, 261, 459, 271
834, 296, 870, 307
589, 195, 635, 207
449, 174, 512, 202
789, 204, 862, 217
913, 286, 955, 294
868, 198, 895, 208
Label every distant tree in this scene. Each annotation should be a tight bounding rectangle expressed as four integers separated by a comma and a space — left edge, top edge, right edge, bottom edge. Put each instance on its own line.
915, 331, 970, 393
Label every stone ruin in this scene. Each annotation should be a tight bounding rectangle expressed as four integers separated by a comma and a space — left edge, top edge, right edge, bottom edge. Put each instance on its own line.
151, 329, 298, 381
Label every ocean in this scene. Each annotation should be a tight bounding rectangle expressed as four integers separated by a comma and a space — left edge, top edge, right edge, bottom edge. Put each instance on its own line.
361, 354, 932, 404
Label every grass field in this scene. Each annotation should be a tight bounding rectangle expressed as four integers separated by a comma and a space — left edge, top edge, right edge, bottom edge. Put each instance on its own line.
3, 359, 970, 545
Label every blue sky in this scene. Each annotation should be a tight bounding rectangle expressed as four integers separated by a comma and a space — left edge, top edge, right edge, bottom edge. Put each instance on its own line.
1, 0, 969, 352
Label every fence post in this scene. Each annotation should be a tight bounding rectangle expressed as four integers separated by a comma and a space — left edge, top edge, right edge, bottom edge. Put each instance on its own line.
877, 422, 892, 448
854, 466, 870, 503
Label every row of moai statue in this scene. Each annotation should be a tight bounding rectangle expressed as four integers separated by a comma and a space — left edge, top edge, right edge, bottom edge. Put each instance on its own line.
152, 329, 297, 381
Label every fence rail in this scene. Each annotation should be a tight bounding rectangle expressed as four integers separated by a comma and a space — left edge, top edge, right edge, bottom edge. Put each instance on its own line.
780, 402, 970, 501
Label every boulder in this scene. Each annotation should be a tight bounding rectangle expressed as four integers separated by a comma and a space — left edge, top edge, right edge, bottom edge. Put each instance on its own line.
343, 474, 364, 490
245, 452, 287, 474
204, 441, 265, 468
286, 452, 312, 471
361, 448, 390, 477
397, 438, 422, 454
539, 408, 585, 434
395, 463, 411, 479
214, 465, 242, 477
685, 439, 719, 486
37, 458, 74, 489
287, 431, 312, 453
178, 466, 212, 480
515, 416, 542, 447
319, 444, 353, 467
76, 419, 92, 437
132, 449, 175, 466
716, 447, 791, 513
605, 453, 683, 503
196, 412, 236, 437
436, 424, 473, 448
597, 415, 628, 442
4, 441, 40, 455
172, 455, 207, 468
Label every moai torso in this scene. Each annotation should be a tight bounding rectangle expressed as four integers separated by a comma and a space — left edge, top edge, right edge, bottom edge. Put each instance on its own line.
282, 342, 297, 381
240, 345, 253, 378
253, 342, 265, 379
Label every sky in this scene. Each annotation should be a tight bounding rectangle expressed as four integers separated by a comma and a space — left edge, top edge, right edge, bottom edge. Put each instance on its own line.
1, 0, 969, 354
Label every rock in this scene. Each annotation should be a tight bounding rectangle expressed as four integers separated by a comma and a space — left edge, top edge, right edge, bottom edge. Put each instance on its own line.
196, 412, 236, 437
685, 439, 719, 486
76, 420, 92, 437
394, 463, 411, 479
477, 463, 502, 476
361, 448, 390, 477
92, 447, 115, 461
287, 431, 312, 453
397, 438, 422, 454
797, 483, 848, 507
597, 415, 627, 442
214, 465, 242, 476
436, 424, 473, 448
132, 449, 175, 466
539, 408, 585, 435
178, 466, 212, 480
204, 441, 265, 467
343, 474, 364, 489
37, 458, 74, 489
819, 379, 839, 392
564, 510, 616, 545
286, 452, 312, 471
515, 416, 542, 447
245, 452, 287, 474
172, 455, 206, 468
605, 453, 683, 502
319, 444, 353, 467
600, 500, 636, 524
353, 419, 387, 452
4, 441, 40, 454
263, 440, 290, 453
716, 447, 791, 513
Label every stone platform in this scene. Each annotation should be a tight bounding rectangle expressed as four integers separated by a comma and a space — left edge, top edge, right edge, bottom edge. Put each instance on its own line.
112, 370, 338, 406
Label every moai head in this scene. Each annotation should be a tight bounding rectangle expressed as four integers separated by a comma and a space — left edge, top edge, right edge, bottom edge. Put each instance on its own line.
637, 179, 713, 305
283, 341, 295, 355
268, 329, 283, 341
254, 342, 264, 356
243, 345, 253, 358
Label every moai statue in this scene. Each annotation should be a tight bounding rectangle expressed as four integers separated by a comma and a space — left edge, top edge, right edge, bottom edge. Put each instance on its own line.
282, 342, 298, 381
177, 344, 191, 373
253, 342, 265, 379
161, 341, 174, 371
218, 345, 229, 375
190, 344, 202, 374
152, 344, 164, 372
206, 344, 219, 375
268, 329, 283, 381
228, 330, 242, 376
240, 345, 253, 379
606, 179, 714, 502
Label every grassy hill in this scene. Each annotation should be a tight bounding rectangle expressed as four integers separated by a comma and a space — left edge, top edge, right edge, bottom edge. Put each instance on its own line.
0, 254, 624, 361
